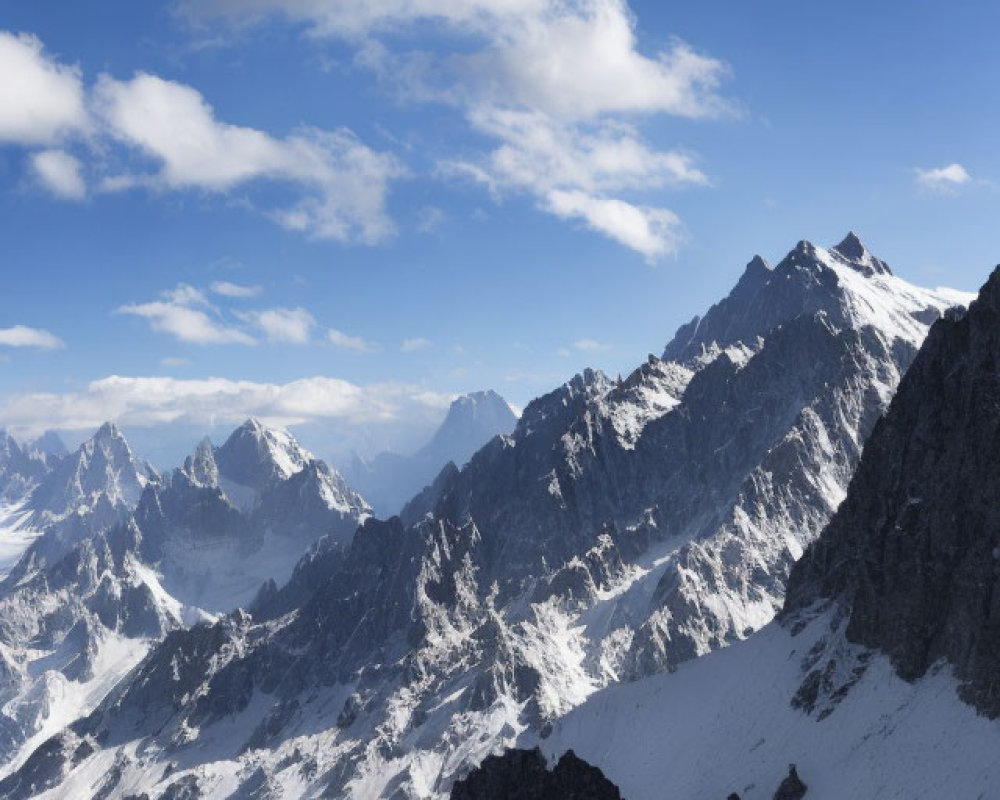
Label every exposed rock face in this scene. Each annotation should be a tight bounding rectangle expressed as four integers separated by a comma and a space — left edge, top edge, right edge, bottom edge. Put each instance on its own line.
785, 265, 1000, 717
450, 748, 622, 800
773, 764, 807, 799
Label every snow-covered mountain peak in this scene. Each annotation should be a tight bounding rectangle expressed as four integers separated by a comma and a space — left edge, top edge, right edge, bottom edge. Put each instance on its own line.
46, 422, 151, 512
91, 420, 123, 442
24, 431, 67, 460
214, 418, 312, 489
181, 436, 218, 488
831, 230, 891, 275
664, 234, 973, 365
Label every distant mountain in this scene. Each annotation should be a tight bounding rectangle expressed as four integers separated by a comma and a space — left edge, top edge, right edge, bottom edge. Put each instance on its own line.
0, 419, 370, 773
8, 234, 977, 799
0, 433, 45, 505
27, 423, 154, 523
0, 424, 155, 581
347, 390, 518, 516
537, 265, 1000, 799
23, 431, 67, 464
144, 418, 371, 612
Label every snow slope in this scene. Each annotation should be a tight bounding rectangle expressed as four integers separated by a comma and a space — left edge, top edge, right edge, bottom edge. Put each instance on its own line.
542, 612, 1000, 800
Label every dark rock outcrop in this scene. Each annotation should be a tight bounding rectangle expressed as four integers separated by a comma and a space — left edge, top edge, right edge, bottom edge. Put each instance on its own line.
449, 748, 622, 800
773, 764, 807, 799
786, 265, 1000, 716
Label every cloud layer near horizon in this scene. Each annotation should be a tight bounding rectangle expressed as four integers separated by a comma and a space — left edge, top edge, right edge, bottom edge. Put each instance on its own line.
0, 374, 456, 438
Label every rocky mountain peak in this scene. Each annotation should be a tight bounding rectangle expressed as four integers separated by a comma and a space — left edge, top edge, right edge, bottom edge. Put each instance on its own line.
182, 436, 219, 487
831, 230, 892, 276
214, 418, 311, 489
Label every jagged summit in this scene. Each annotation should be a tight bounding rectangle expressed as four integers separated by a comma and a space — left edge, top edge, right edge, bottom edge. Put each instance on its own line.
94, 420, 121, 439
25, 430, 67, 460
831, 230, 892, 275
182, 435, 218, 487
746, 253, 772, 276
215, 417, 312, 489
663, 233, 969, 364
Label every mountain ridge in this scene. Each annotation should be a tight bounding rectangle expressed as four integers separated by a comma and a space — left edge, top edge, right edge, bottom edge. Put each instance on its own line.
0, 233, 979, 799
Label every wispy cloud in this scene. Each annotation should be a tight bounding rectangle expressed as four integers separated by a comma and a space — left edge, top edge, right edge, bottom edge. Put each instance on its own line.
401, 337, 432, 353
117, 284, 255, 345
572, 338, 611, 352
30, 149, 86, 199
241, 307, 315, 343
210, 280, 262, 298
0, 374, 454, 435
0, 325, 65, 349
915, 163, 972, 194
328, 328, 379, 353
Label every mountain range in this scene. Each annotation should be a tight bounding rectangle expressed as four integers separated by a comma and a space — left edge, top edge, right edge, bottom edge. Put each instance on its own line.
0, 232, 984, 799
531, 262, 1000, 799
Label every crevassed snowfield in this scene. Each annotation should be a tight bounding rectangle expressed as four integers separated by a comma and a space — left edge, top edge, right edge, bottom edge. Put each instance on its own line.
0, 503, 41, 580
0, 629, 149, 782
541, 613, 1000, 800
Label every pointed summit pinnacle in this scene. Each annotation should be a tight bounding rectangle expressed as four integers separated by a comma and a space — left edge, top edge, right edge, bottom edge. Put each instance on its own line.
832, 231, 892, 276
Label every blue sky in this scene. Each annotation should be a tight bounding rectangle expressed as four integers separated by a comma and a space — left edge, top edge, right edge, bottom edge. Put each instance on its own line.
2, 0, 999, 467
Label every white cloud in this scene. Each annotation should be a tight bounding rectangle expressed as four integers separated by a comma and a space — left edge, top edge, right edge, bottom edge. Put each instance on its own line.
0, 31, 87, 145
184, 0, 728, 121
572, 338, 610, 352
546, 189, 683, 260
30, 148, 86, 199
915, 163, 972, 194
244, 307, 315, 343
93, 72, 404, 242
448, 11, 729, 121
328, 328, 379, 353
0, 325, 65, 349
444, 109, 698, 259
211, 280, 262, 298
181, 0, 729, 259
401, 337, 432, 352
117, 284, 255, 345
0, 374, 453, 435
461, 109, 709, 194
